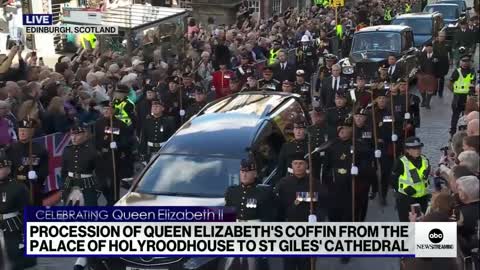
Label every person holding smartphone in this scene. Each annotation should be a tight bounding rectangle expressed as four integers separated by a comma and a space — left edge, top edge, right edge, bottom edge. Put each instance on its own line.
392, 136, 431, 222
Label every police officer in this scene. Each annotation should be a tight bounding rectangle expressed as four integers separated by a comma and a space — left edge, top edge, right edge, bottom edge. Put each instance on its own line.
353, 107, 378, 221
94, 101, 131, 206
140, 99, 175, 161
296, 35, 317, 81
0, 154, 29, 270
373, 88, 395, 206
275, 118, 308, 184
257, 66, 281, 91
61, 123, 97, 206
294, 69, 312, 108
275, 152, 326, 270
392, 137, 431, 222
7, 119, 48, 206
449, 54, 476, 137
113, 84, 136, 128
325, 90, 350, 130
268, 40, 282, 66
235, 53, 255, 82
185, 85, 208, 120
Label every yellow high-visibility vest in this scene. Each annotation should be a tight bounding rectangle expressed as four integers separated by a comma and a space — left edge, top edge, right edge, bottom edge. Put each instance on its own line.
268, 49, 280, 65
114, 100, 132, 126
453, 68, 474, 94
80, 33, 97, 49
398, 156, 429, 198
405, 3, 412, 13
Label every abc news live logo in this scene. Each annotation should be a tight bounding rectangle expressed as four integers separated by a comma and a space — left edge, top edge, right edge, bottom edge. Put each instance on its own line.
415, 222, 457, 258
22, 14, 118, 35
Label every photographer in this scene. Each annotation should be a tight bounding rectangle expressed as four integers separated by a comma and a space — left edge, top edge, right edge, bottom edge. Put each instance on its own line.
0, 45, 26, 81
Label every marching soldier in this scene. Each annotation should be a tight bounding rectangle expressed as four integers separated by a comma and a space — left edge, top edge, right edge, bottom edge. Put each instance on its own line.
275, 152, 326, 270
308, 107, 336, 149
354, 75, 372, 108
185, 85, 208, 120
274, 118, 308, 184
235, 53, 255, 82
353, 107, 378, 221
373, 88, 395, 206
296, 35, 317, 81
135, 83, 158, 136
326, 90, 350, 130
222, 156, 275, 270
181, 72, 197, 101
294, 69, 313, 108
392, 137, 431, 222
140, 99, 175, 161
61, 123, 97, 207
375, 63, 390, 85
7, 119, 48, 206
94, 101, 132, 206
0, 154, 29, 270
113, 84, 136, 129
398, 78, 421, 138
258, 66, 281, 91
160, 76, 189, 128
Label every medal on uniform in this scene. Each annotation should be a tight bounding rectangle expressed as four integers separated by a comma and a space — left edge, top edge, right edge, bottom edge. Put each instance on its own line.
340, 153, 346, 160
362, 132, 372, 139
1, 192, 6, 202
324, 134, 328, 142
246, 198, 257, 208
160, 125, 164, 132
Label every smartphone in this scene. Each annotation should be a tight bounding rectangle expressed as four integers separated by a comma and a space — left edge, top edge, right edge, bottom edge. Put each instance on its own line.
410, 203, 422, 216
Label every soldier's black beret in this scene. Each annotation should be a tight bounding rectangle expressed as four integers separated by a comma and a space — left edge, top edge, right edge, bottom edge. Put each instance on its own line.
293, 117, 307, 128
404, 136, 424, 148
18, 118, 37, 129
262, 66, 274, 73
151, 98, 165, 106
70, 123, 88, 134
354, 106, 368, 116
373, 88, 388, 99
335, 89, 348, 99
240, 157, 256, 171
167, 76, 181, 84
289, 152, 306, 162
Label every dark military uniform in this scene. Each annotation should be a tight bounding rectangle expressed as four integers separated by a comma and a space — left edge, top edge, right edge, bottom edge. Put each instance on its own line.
140, 101, 175, 161
294, 77, 312, 108
235, 63, 255, 82
296, 42, 317, 81
135, 84, 156, 135
275, 152, 326, 270
390, 85, 421, 153
94, 105, 132, 205
353, 108, 378, 221
159, 76, 190, 128
0, 157, 29, 270
185, 86, 208, 120
7, 120, 48, 206
257, 78, 281, 92
326, 105, 350, 130
61, 124, 97, 206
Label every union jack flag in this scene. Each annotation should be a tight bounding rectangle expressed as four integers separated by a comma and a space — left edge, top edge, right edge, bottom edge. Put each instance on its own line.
33, 132, 71, 193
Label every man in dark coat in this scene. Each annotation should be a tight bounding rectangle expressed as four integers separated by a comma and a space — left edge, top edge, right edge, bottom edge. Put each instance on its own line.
433, 31, 451, 98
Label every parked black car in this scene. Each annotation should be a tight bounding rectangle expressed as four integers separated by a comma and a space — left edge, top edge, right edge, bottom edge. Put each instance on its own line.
339, 25, 419, 81
88, 92, 310, 270
391, 12, 446, 48
423, 3, 463, 25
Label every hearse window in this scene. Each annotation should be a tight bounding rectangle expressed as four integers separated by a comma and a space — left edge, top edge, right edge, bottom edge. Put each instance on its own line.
402, 32, 413, 51
270, 99, 305, 141
255, 131, 283, 181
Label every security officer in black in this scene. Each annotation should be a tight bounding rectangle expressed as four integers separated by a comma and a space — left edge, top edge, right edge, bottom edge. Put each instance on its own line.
61, 123, 98, 206
397, 78, 421, 138
257, 66, 281, 91
235, 53, 255, 83
325, 89, 350, 130
274, 118, 308, 185
294, 69, 313, 108
0, 155, 29, 270
94, 101, 131, 206
140, 99, 175, 161
7, 119, 48, 206
185, 85, 208, 120
373, 88, 395, 206
353, 106, 378, 221
275, 152, 326, 270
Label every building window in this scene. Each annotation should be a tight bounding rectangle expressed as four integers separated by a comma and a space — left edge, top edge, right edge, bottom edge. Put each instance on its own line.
247, 0, 259, 13
272, 0, 281, 14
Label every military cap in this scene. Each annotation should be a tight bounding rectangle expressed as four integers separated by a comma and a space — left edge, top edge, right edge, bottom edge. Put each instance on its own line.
116, 84, 130, 93
144, 83, 156, 92
293, 117, 307, 129
296, 69, 306, 76
338, 115, 353, 128
70, 122, 88, 134
272, 40, 281, 45
262, 66, 274, 73
335, 89, 348, 99
18, 118, 37, 129
325, 54, 337, 61
373, 88, 388, 99
167, 76, 181, 84
194, 85, 207, 94
151, 98, 165, 106
460, 54, 471, 61
282, 80, 293, 86
289, 152, 306, 162
240, 157, 256, 171
396, 78, 408, 84
354, 106, 368, 116
404, 136, 424, 148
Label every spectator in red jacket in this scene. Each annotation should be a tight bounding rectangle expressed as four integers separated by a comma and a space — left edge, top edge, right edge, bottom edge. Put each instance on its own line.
211, 62, 234, 99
